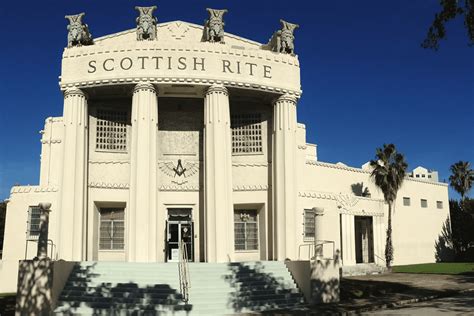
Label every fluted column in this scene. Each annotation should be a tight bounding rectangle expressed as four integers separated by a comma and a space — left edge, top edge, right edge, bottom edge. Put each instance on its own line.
273, 94, 297, 260
129, 82, 159, 262
59, 87, 88, 260
204, 85, 234, 262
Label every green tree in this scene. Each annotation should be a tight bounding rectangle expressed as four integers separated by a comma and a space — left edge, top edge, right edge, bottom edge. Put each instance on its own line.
422, 0, 474, 50
370, 144, 408, 268
449, 161, 474, 200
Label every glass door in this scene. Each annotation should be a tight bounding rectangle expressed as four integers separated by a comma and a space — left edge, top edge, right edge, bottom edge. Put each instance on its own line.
167, 221, 194, 262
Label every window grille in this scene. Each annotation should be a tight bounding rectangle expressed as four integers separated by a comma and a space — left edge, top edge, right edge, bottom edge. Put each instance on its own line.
96, 109, 128, 152
234, 210, 258, 251
304, 209, 315, 239
403, 197, 411, 206
231, 114, 263, 154
27, 206, 41, 239
421, 199, 428, 208
99, 208, 125, 250
437, 201, 443, 209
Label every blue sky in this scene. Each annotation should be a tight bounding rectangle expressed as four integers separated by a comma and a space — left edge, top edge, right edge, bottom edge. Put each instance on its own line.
0, 1, 472, 200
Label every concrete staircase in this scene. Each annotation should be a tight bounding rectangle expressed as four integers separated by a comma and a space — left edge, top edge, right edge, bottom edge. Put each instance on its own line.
53, 261, 306, 315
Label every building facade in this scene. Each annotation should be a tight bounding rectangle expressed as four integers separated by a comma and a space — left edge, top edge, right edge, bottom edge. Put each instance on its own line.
0, 8, 450, 292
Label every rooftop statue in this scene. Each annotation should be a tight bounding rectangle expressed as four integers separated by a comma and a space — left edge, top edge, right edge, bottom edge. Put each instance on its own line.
269, 19, 299, 55
204, 8, 228, 43
135, 6, 158, 41
65, 13, 93, 48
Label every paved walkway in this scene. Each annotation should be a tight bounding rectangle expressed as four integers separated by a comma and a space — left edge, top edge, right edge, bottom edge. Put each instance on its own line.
310, 273, 474, 314
365, 292, 474, 315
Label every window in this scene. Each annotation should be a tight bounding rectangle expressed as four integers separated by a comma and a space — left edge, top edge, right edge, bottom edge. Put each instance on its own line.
234, 210, 258, 251
99, 208, 125, 250
27, 206, 41, 239
437, 201, 443, 209
421, 199, 428, 208
422, 174, 426, 178
416, 174, 420, 178
231, 114, 263, 154
304, 209, 315, 239
403, 197, 411, 206
96, 109, 128, 152
428, 175, 432, 178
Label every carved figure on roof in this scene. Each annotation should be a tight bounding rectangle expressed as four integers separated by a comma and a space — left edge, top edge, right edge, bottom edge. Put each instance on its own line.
135, 6, 158, 41
65, 13, 93, 48
269, 19, 299, 55
204, 8, 228, 43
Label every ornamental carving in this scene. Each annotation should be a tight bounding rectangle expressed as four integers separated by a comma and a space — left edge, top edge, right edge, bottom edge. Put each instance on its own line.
159, 160, 199, 185
269, 19, 299, 55
204, 8, 227, 43
65, 13, 93, 48
336, 194, 359, 210
135, 6, 158, 41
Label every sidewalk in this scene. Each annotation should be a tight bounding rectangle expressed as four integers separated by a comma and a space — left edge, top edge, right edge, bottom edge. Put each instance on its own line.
312, 273, 474, 315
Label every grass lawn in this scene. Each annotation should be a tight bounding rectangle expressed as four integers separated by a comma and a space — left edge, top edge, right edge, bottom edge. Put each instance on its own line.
393, 262, 474, 275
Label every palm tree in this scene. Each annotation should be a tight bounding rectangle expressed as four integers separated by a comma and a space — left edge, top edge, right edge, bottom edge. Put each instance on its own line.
370, 144, 408, 269
449, 161, 474, 201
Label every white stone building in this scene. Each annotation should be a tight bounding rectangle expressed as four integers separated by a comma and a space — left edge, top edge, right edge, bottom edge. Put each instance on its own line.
0, 12, 449, 293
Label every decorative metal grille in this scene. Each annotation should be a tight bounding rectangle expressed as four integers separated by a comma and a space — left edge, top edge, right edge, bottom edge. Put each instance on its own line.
234, 210, 258, 251
27, 206, 41, 239
231, 114, 263, 154
96, 109, 128, 152
403, 197, 411, 206
99, 208, 125, 250
437, 201, 443, 209
304, 209, 315, 239
421, 199, 428, 208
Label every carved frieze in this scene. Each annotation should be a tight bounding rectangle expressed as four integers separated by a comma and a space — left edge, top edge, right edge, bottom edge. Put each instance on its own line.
158, 159, 199, 185
65, 13, 93, 48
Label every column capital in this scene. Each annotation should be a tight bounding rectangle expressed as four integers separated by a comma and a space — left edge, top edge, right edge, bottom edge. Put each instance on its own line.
64, 87, 87, 99
206, 84, 228, 96
312, 207, 325, 216
133, 82, 157, 94
274, 93, 297, 105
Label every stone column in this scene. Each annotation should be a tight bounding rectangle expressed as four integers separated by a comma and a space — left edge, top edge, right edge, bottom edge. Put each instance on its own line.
204, 85, 234, 262
312, 207, 325, 260
273, 94, 297, 260
129, 82, 159, 262
59, 87, 88, 260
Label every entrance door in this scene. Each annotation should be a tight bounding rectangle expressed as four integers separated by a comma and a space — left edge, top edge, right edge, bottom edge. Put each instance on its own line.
355, 216, 374, 263
167, 221, 194, 262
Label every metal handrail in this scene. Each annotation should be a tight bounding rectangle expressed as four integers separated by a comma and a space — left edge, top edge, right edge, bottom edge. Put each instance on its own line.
178, 240, 191, 303
298, 240, 336, 260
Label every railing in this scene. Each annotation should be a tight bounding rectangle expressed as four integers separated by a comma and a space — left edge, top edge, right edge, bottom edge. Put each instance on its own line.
178, 240, 191, 303
298, 240, 336, 260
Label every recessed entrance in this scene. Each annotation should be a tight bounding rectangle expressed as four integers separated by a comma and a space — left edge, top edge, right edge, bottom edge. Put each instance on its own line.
354, 216, 374, 264
166, 208, 194, 262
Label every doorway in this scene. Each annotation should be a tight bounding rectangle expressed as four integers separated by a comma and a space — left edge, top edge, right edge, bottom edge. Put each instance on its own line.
354, 216, 374, 263
166, 209, 194, 262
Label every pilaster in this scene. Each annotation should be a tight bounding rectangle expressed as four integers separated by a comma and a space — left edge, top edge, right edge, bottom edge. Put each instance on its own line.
273, 94, 297, 260
129, 82, 159, 262
59, 87, 88, 260
204, 85, 234, 262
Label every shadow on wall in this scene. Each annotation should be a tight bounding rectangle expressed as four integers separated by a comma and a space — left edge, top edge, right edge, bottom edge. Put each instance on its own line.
224, 262, 304, 313
310, 250, 341, 304
435, 217, 456, 262
16, 259, 53, 315
57, 262, 192, 314
351, 183, 371, 198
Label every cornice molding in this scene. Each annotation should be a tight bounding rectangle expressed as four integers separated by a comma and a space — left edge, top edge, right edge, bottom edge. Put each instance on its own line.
41, 139, 62, 145
159, 184, 200, 191
89, 160, 130, 165
232, 162, 269, 167
59, 76, 302, 97
233, 184, 269, 191
88, 182, 129, 189
11, 186, 59, 194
